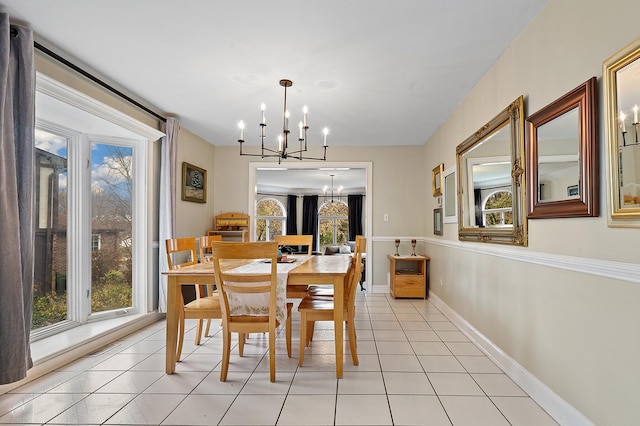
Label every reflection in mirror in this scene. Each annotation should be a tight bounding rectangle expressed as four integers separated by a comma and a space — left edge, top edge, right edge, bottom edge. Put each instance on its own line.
456, 96, 527, 246
604, 40, 640, 226
537, 108, 580, 202
526, 77, 598, 218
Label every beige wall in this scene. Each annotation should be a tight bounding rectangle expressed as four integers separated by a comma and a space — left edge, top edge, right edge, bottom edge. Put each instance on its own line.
423, 0, 640, 424
212, 145, 428, 292
175, 127, 216, 238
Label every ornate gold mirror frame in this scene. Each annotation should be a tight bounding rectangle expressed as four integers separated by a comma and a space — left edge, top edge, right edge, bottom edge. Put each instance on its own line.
456, 96, 527, 246
604, 39, 640, 227
526, 77, 598, 218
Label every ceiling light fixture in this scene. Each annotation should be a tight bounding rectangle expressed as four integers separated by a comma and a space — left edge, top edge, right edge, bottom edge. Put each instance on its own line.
323, 174, 343, 203
237, 79, 329, 164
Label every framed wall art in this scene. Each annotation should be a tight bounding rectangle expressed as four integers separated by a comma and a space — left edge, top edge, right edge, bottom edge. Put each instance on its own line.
432, 163, 444, 197
182, 162, 207, 203
434, 208, 443, 235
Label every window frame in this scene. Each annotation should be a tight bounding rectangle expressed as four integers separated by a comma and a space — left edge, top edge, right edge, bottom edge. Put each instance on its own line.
255, 197, 287, 241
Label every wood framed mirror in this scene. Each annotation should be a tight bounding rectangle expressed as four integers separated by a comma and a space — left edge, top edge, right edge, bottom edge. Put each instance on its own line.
604, 39, 640, 227
525, 77, 598, 218
456, 96, 527, 246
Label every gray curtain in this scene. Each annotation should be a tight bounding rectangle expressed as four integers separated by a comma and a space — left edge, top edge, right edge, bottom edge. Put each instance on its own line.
158, 117, 179, 313
0, 15, 36, 384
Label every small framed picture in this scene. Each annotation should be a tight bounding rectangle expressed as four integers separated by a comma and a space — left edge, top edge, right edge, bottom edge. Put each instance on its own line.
567, 184, 579, 197
182, 162, 207, 203
432, 163, 444, 197
434, 208, 443, 235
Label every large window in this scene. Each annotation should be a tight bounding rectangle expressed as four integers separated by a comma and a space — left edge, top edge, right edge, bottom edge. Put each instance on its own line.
256, 198, 286, 241
31, 74, 158, 339
318, 200, 348, 253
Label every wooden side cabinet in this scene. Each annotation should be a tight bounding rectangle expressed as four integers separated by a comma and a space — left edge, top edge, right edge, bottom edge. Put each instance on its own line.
209, 212, 249, 242
387, 255, 429, 299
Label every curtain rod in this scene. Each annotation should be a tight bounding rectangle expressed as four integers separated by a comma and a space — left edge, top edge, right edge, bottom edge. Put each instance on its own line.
33, 40, 167, 123
257, 192, 365, 198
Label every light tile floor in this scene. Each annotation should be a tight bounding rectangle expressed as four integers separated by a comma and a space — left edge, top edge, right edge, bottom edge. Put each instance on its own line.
0, 293, 559, 425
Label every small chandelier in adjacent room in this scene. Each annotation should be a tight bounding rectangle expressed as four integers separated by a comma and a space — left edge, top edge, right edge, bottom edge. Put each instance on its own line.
237, 79, 329, 164
324, 174, 343, 203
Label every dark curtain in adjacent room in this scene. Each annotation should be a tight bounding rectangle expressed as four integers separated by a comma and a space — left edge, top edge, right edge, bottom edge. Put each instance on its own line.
348, 194, 363, 240
474, 188, 484, 228
286, 194, 297, 235
302, 195, 318, 251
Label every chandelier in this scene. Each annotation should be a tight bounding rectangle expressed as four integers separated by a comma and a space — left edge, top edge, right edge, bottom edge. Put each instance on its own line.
324, 174, 343, 203
237, 79, 329, 164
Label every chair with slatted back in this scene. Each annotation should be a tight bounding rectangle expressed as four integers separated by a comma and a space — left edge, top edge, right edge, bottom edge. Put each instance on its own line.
309, 235, 366, 297
197, 234, 223, 338
165, 237, 222, 362
210, 241, 292, 382
298, 249, 365, 369
274, 234, 314, 299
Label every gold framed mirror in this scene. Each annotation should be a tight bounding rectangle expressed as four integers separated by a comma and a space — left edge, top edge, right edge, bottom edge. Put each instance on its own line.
525, 77, 598, 218
456, 96, 527, 246
604, 39, 640, 227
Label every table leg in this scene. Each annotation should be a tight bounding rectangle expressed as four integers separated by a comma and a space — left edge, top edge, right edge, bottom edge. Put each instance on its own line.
333, 275, 344, 378
165, 276, 178, 374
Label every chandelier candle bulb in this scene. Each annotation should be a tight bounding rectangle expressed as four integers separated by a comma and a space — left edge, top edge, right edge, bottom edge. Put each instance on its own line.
299, 121, 304, 139
238, 120, 244, 141
261, 103, 266, 124
303, 106, 308, 127
621, 112, 627, 132
634, 105, 638, 124
323, 128, 328, 146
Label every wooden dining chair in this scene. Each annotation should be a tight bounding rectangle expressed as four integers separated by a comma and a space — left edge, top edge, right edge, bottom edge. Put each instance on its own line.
274, 234, 313, 255
209, 241, 292, 382
165, 237, 222, 362
197, 234, 223, 338
274, 234, 314, 299
297, 249, 364, 368
309, 235, 366, 297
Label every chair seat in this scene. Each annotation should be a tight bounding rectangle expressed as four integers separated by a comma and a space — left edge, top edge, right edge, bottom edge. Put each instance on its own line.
184, 295, 221, 317
298, 295, 346, 312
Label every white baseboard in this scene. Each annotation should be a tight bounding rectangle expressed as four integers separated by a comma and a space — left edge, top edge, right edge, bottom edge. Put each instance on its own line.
429, 292, 594, 426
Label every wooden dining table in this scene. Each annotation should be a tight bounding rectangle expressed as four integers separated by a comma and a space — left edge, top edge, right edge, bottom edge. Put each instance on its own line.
162, 254, 352, 378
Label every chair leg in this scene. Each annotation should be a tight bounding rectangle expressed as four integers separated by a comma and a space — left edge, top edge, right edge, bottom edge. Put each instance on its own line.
286, 303, 293, 358
238, 332, 246, 357
176, 312, 186, 362
220, 328, 231, 382
269, 325, 276, 382
348, 317, 359, 366
298, 311, 307, 367
194, 319, 204, 345
204, 319, 212, 337
306, 321, 315, 346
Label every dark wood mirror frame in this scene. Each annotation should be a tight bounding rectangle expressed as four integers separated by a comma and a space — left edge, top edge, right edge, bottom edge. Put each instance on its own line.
525, 77, 599, 218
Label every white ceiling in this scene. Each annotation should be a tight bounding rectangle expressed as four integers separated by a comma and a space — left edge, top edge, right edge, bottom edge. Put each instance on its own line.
2, 0, 549, 152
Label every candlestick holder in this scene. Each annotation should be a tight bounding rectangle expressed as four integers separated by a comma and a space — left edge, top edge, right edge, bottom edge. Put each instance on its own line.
411, 239, 417, 256
394, 239, 400, 256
